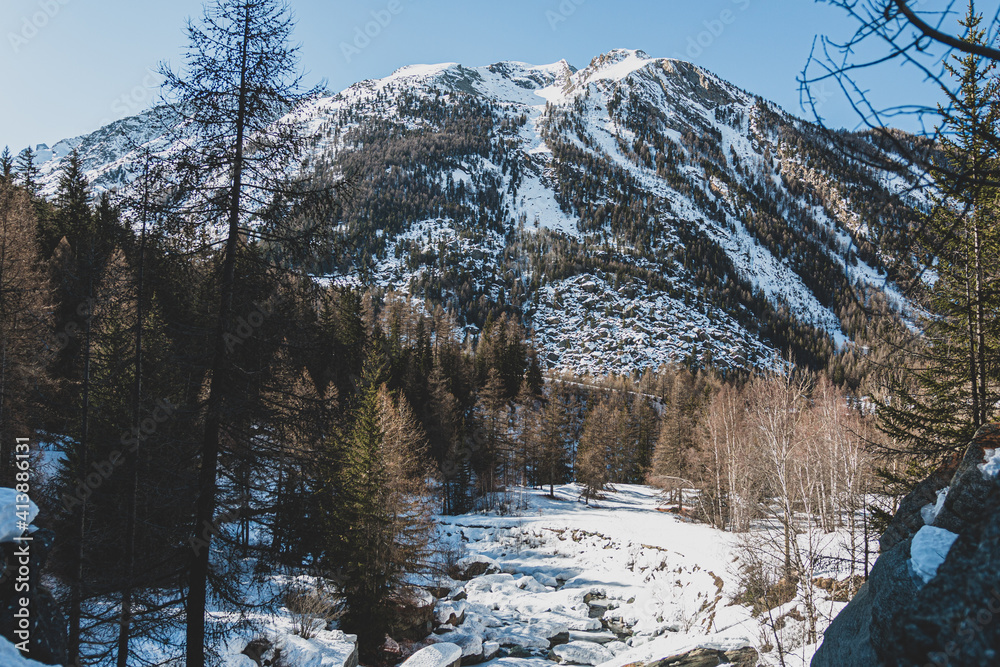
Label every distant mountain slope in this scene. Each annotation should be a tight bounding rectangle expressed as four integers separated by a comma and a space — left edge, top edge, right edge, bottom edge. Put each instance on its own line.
31, 49, 924, 374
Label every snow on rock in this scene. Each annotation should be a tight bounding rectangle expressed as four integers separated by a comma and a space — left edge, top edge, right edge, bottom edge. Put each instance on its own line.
0, 636, 50, 667
436, 600, 469, 626
920, 486, 949, 525
549, 640, 615, 665
567, 630, 617, 644
909, 525, 959, 585
430, 629, 483, 663
0, 487, 38, 542
455, 554, 501, 580
401, 643, 464, 667
979, 448, 1000, 479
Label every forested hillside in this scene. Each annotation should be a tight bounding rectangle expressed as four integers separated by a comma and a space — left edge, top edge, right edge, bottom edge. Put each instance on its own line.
27, 49, 927, 378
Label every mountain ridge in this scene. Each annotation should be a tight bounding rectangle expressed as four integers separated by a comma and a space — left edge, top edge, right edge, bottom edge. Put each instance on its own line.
29, 49, 922, 375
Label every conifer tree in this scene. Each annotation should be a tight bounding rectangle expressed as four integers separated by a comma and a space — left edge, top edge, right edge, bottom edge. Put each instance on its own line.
577, 399, 612, 504
875, 3, 1000, 462
157, 1, 323, 661
1, 147, 12, 183
15, 147, 38, 196
537, 388, 571, 497
324, 358, 434, 660
0, 181, 50, 486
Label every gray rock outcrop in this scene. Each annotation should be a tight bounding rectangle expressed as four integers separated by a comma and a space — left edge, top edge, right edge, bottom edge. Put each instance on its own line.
813, 423, 1000, 666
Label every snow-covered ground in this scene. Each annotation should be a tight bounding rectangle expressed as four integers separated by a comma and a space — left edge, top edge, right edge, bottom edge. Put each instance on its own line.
430, 484, 853, 667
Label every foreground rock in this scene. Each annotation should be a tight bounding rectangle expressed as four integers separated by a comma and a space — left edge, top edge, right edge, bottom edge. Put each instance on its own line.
813, 423, 1000, 666
642, 646, 758, 667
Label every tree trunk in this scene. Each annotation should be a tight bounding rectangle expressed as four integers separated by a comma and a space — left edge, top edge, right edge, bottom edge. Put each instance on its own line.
117, 158, 148, 667
186, 9, 251, 666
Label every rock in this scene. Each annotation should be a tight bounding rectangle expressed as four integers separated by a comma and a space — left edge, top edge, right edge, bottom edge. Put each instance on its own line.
606, 640, 628, 655
482, 641, 500, 661
516, 575, 548, 593
534, 573, 559, 588
932, 423, 1000, 537
486, 627, 550, 650
813, 423, 1000, 667
567, 630, 617, 644
392, 589, 438, 640
241, 637, 273, 666
880, 451, 961, 552
400, 643, 463, 667
643, 645, 757, 667
432, 630, 484, 665
526, 618, 570, 647
454, 555, 501, 580
809, 582, 878, 667
436, 600, 468, 627
885, 482, 1000, 665
380, 636, 404, 664
548, 641, 615, 665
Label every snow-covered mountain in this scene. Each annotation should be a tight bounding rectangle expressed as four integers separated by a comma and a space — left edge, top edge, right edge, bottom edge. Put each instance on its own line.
30, 49, 924, 374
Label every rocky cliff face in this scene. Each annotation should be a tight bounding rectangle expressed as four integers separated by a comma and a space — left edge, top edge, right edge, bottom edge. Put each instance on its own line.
813, 423, 1000, 666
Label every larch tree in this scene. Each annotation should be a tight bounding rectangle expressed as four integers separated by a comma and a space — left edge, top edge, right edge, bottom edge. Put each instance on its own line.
0, 181, 50, 486
324, 357, 435, 661
156, 1, 323, 662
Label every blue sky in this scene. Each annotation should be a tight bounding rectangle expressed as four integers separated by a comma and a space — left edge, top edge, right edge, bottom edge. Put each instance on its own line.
0, 0, 980, 153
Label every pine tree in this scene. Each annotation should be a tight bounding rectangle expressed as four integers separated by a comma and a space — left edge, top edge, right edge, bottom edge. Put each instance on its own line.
15, 147, 38, 195
875, 2, 1000, 462
157, 1, 323, 661
1, 146, 13, 183
324, 358, 434, 660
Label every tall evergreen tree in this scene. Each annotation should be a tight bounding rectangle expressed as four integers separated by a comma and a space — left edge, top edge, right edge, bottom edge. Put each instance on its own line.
875, 3, 1000, 462
323, 358, 434, 660
157, 1, 323, 662
15, 147, 39, 196
1, 147, 13, 183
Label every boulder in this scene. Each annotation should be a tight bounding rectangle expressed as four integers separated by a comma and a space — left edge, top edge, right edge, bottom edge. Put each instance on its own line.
813, 423, 1000, 667
549, 641, 615, 665
567, 630, 618, 644
454, 555, 501, 580
392, 589, 437, 640
435, 600, 468, 627
643, 646, 757, 667
431, 630, 484, 665
486, 626, 550, 650
400, 643, 463, 667
482, 641, 500, 661
879, 450, 960, 553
